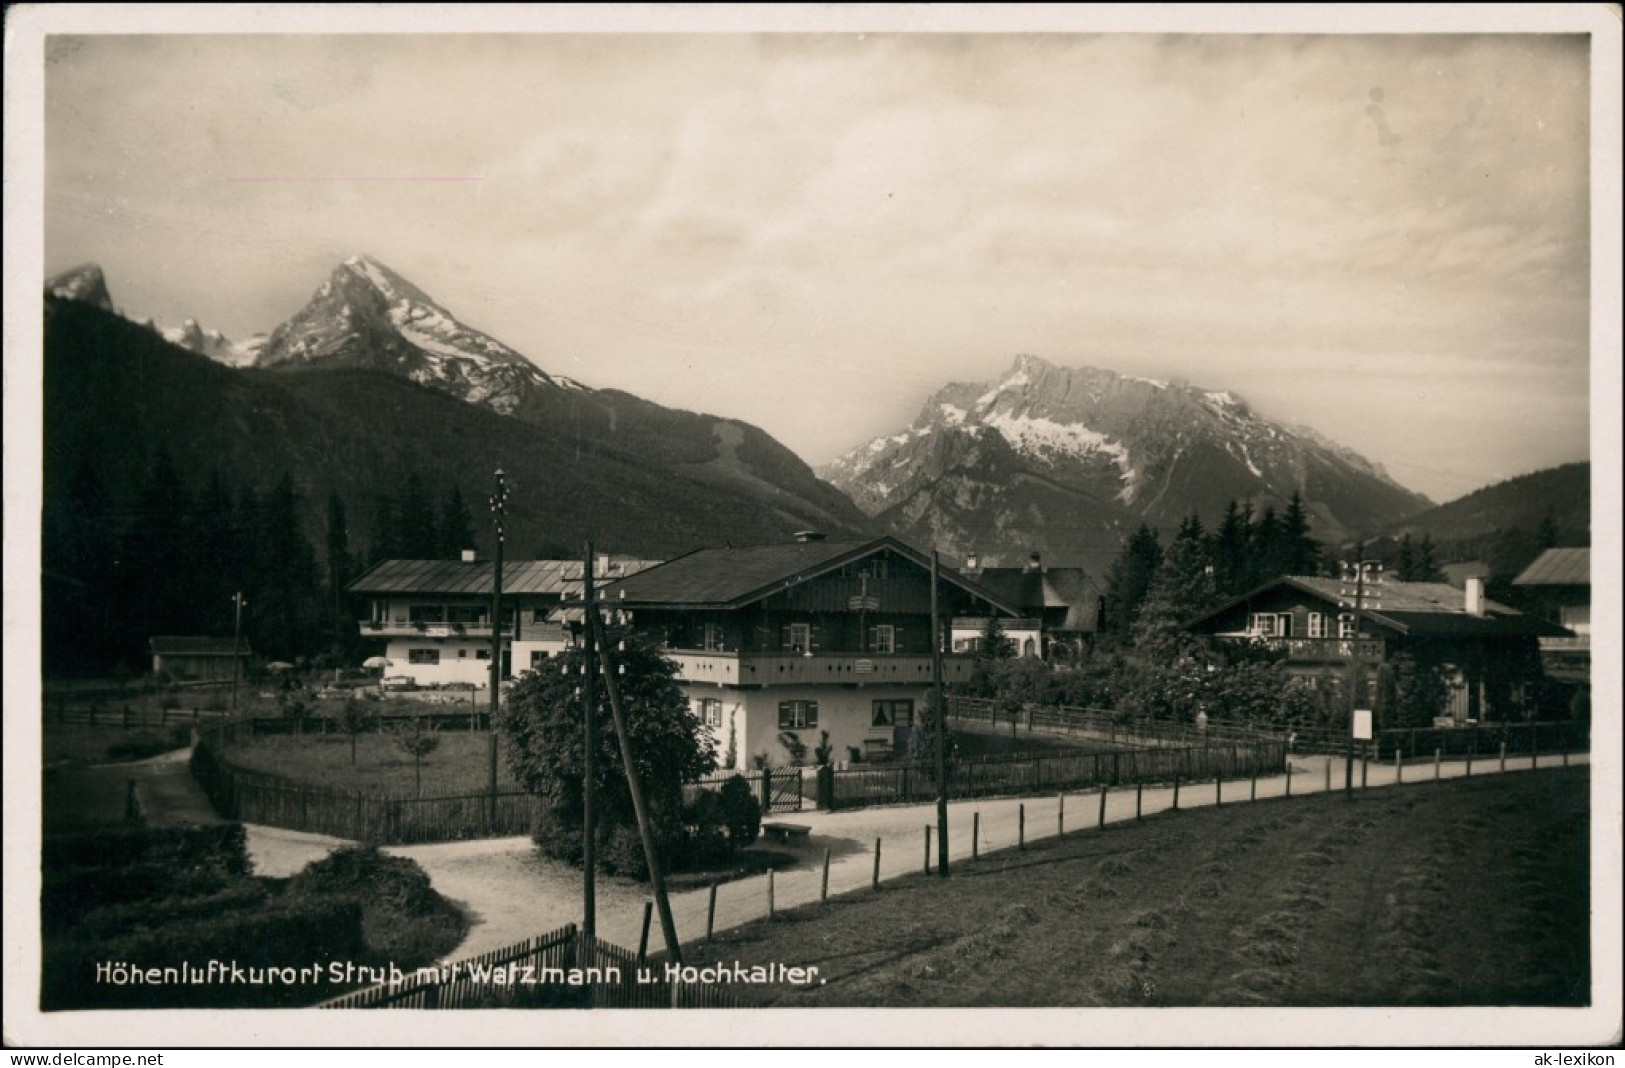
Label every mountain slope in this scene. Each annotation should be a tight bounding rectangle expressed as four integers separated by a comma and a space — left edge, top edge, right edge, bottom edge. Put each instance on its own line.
822, 355, 1433, 566
1384, 463, 1590, 544
43, 296, 872, 557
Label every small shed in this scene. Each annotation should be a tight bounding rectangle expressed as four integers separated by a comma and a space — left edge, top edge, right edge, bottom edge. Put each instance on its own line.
150, 636, 251, 682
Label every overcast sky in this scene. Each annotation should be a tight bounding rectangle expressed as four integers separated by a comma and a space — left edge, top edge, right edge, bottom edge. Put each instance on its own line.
37, 15, 1603, 502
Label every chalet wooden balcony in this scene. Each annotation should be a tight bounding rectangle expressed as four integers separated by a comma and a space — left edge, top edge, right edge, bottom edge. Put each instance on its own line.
666, 649, 978, 688
363, 621, 509, 639
1227, 636, 1385, 662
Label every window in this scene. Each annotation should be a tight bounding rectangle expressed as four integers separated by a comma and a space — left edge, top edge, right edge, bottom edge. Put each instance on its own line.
409, 605, 446, 624
697, 698, 723, 728
447, 605, 486, 625
779, 700, 818, 730
408, 649, 439, 665
476, 649, 491, 661
872, 624, 895, 654
703, 623, 724, 652
1338, 613, 1357, 639
872, 699, 912, 727
786, 623, 812, 653
530, 651, 549, 668
1307, 612, 1325, 639
1248, 612, 1293, 638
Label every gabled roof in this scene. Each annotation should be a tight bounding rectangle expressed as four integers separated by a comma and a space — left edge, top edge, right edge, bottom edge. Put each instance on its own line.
965, 567, 1102, 631
150, 636, 250, 656
599, 535, 1022, 615
347, 558, 660, 597
1512, 547, 1589, 587
1184, 575, 1568, 639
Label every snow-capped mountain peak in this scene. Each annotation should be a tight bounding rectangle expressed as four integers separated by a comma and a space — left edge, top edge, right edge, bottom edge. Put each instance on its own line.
46, 264, 115, 313
820, 354, 1431, 556
254, 255, 585, 413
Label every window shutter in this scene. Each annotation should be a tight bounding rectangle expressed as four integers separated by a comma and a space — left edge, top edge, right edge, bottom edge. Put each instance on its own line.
868, 626, 878, 650
810, 624, 821, 651
781, 625, 792, 651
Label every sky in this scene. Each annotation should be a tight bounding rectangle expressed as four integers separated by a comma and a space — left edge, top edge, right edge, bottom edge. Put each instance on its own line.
30, 9, 1609, 503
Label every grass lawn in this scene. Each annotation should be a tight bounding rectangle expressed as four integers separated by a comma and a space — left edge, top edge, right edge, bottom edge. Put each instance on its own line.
44, 722, 195, 767
681, 767, 1591, 1008
219, 730, 521, 798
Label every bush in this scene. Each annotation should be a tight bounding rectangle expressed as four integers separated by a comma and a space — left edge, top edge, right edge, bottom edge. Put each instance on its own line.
718, 774, 761, 850
43, 895, 366, 1010
286, 845, 466, 964
680, 789, 731, 866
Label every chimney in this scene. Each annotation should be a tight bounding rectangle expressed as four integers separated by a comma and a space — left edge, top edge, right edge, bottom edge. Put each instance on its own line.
793, 530, 826, 543
965, 552, 981, 574
1024, 551, 1043, 574
1465, 576, 1485, 617
461, 549, 478, 563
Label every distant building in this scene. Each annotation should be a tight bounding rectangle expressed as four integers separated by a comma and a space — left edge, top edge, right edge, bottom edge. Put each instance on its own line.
951, 552, 1103, 663
150, 636, 250, 682
601, 534, 1019, 769
1183, 574, 1567, 724
346, 552, 659, 688
1512, 547, 1590, 684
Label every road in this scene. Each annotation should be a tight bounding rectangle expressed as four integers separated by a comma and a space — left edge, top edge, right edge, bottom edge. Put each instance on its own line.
238, 746, 1588, 961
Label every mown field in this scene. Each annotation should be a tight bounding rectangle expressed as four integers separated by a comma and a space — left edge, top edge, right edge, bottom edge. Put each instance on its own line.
682, 768, 1591, 1007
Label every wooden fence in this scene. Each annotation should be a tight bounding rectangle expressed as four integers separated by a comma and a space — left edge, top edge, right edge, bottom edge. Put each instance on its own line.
319, 924, 753, 1009
824, 739, 1286, 810
189, 724, 533, 845
948, 696, 1591, 763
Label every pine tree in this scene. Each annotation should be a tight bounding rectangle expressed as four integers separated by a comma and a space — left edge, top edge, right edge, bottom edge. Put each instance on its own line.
397, 470, 437, 559
1214, 499, 1254, 596
437, 483, 476, 559
1250, 504, 1285, 586
1415, 534, 1445, 583
1103, 525, 1163, 642
1396, 534, 1417, 582
368, 493, 398, 567
1281, 491, 1321, 576
1132, 514, 1216, 657
325, 491, 357, 657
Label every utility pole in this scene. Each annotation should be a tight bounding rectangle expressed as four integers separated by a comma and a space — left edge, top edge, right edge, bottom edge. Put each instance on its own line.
230, 591, 246, 714
487, 469, 507, 816
1340, 556, 1382, 799
931, 550, 949, 878
589, 605, 681, 964
582, 543, 597, 943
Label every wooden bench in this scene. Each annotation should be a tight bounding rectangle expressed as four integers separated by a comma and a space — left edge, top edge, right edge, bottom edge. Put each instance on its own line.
761, 821, 811, 843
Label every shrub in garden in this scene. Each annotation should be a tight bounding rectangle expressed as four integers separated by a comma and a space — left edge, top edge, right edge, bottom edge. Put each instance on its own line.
718, 774, 761, 850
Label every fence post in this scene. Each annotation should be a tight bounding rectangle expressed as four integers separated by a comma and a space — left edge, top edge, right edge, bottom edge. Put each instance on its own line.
1361, 747, 1369, 789
1466, 746, 1473, 778
1562, 735, 1569, 767
1434, 748, 1441, 780
873, 838, 882, 890
1531, 722, 1539, 770
924, 825, 931, 874
1058, 792, 1065, 838
1215, 770, 1222, 808
972, 812, 980, 860
767, 869, 776, 919
1324, 758, 1331, 793
1286, 760, 1292, 797
761, 766, 773, 813
1499, 741, 1507, 774
1136, 780, 1143, 820
1395, 750, 1403, 784
1098, 785, 1108, 829
637, 902, 653, 965
1250, 763, 1258, 801
821, 849, 831, 902
1172, 774, 1180, 811
1018, 803, 1026, 849
707, 883, 717, 941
